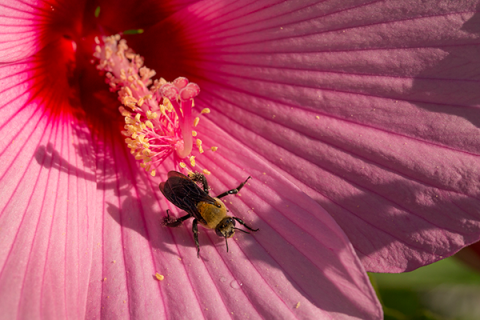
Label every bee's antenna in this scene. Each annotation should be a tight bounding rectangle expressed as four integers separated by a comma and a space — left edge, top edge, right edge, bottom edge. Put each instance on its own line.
225, 238, 229, 252
233, 227, 250, 234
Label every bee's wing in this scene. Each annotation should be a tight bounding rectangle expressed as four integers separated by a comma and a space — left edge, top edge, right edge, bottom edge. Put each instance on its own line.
160, 171, 216, 223
159, 171, 190, 200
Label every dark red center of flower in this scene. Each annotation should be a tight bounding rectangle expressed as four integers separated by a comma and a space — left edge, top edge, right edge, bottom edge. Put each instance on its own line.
34, 0, 197, 136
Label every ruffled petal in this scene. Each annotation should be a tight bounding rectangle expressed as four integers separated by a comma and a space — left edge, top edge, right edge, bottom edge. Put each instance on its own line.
140, 0, 480, 272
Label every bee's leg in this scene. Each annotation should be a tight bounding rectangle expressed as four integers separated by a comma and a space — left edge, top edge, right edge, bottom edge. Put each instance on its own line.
192, 219, 200, 258
232, 217, 259, 232
189, 172, 210, 194
163, 210, 192, 227
217, 176, 251, 199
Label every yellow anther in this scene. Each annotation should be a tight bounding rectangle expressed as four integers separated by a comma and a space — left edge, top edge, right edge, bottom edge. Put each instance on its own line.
135, 113, 141, 122
189, 156, 196, 167
150, 169, 156, 177
196, 139, 202, 147
137, 97, 144, 107
120, 109, 131, 117
193, 117, 200, 127
116, 50, 124, 60
199, 146, 204, 154
203, 169, 211, 175
140, 123, 146, 130
105, 47, 112, 59
144, 157, 152, 163
126, 125, 137, 132
201, 108, 210, 114
159, 104, 166, 116
142, 149, 151, 156
145, 120, 154, 129
211, 146, 218, 152
123, 96, 138, 110
192, 131, 197, 136
151, 112, 158, 119
135, 153, 144, 160
163, 98, 174, 112
125, 86, 132, 96
179, 162, 186, 168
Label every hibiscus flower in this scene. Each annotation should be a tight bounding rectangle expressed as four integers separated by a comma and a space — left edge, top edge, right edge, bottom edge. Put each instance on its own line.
1, 0, 479, 319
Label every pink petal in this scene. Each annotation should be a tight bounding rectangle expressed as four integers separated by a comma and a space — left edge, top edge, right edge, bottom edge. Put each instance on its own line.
0, 1, 381, 317
0, 1, 42, 61
83, 127, 381, 319
140, 0, 480, 272
0, 65, 98, 318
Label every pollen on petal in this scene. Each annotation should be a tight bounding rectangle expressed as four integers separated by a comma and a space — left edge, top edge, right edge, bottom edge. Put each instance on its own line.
211, 146, 218, 152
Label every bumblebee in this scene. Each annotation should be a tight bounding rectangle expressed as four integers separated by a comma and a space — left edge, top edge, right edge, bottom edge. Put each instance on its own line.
159, 171, 258, 258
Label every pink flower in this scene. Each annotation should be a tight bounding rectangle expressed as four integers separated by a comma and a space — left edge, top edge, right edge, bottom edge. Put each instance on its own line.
1, 0, 479, 318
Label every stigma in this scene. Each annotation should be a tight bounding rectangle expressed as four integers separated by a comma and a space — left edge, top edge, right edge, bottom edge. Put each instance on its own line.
94, 35, 216, 176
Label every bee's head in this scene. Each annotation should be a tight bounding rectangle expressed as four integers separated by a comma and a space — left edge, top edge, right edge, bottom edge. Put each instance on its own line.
215, 217, 236, 238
